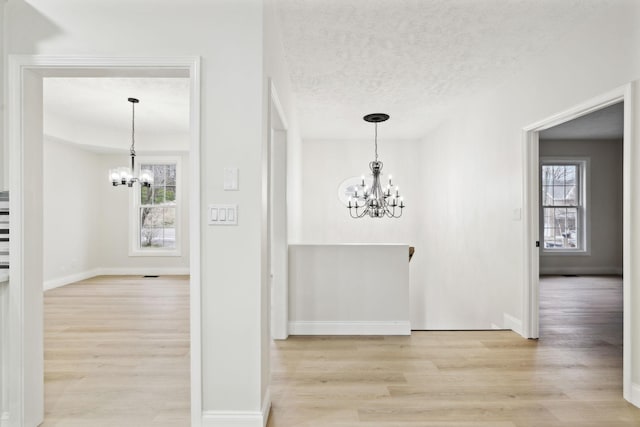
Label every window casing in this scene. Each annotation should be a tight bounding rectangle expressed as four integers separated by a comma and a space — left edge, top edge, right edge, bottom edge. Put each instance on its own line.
130, 157, 181, 256
540, 159, 589, 254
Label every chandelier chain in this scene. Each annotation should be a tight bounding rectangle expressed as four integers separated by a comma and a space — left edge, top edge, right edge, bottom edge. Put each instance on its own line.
130, 100, 136, 156
374, 122, 378, 162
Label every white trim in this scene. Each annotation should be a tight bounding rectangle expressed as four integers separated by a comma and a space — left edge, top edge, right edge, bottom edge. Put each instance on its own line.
202, 389, 271, 427
4, 54, 203, 427
288, 321, 411, 336
188, 57, 203, 427
269, 80, 288, 130
97, 267, 190, 276
540, 267, 623, 276
539, 157, 591, 255
522, 83, 633, 404
262, 389, 272, 426
503, 313, 522, 335
267, 80, 289, 341
43, 268, 191, 291
622, 85, 633, 405
631, 383, 640, 408
43, 269, 101, 291
521, 128, 540, 339
0, 412, 8, 427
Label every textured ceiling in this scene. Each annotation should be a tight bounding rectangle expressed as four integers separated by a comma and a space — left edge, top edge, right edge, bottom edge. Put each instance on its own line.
44, 77, 190, 152
276, 0, 610, 139
540, 102, 624, 140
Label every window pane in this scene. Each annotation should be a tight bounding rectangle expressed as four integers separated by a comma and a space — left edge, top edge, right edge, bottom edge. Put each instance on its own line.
543, 207, 578, 249
140, 206, 176, 249
165, 185, 176, 203
542, 166, 553, 185
139, 164, 177, 207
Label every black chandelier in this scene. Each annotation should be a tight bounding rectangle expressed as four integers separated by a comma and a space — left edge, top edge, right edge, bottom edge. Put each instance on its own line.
109, 97, 153, 188
348, 113, 404, 218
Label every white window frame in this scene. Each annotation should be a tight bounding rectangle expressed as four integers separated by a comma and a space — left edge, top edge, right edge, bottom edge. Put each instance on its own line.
540, 157, 590, 256
129, 156, 182, 257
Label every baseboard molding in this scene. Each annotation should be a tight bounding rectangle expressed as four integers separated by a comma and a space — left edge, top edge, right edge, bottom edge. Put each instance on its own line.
539, 266, 623, 276
630, 382, 640, 408
202, 390, 271, 427
43, 268, 101, 291
43, 267, 190, 290
288, 320, 411, 336
97, 267, 190, 276
503, 313, 522, 335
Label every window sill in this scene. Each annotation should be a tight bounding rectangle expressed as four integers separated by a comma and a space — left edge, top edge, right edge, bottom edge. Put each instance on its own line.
129, 249, 182, 257
541, 250, 590, 257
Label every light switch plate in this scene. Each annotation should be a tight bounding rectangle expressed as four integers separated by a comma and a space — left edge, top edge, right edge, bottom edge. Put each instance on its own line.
208, 204, 238, 225
223, 168, 239, 191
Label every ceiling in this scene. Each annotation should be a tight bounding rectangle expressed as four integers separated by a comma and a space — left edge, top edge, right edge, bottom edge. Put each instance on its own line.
42, 1, 616, 146
539, 102, 624, 140
276, 0, 612, 139
44, 77, 190, 152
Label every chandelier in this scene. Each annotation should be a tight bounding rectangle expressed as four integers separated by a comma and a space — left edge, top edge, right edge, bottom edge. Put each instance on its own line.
109, 97, 153, 188
348, 113, 405, 218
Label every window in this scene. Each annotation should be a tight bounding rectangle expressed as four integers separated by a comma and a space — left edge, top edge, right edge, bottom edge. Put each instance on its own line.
131, 159, 180, 256
540, 159, 588, 253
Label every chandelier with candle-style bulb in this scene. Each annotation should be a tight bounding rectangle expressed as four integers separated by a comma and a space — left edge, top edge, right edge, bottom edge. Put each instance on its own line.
348, 113, 404, 218
109, 97, 154, 188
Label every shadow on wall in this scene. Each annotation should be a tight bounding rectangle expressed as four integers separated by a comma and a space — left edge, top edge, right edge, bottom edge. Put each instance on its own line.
5, 1, 63, 51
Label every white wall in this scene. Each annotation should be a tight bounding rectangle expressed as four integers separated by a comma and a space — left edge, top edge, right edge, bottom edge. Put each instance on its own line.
300, 138, 420, 243
539, 139, 623, 275
4, 0, 281, 422
288, 244, 410, 335
42, 141, 190, 288
411, 0, 640, 398
43, 138, 101, 287
0, 1, 4, 191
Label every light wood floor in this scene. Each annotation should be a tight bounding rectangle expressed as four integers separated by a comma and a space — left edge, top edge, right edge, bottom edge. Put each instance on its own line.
43, 275, 190, 427
43, 275, 638, 426
268, 275, 639, 427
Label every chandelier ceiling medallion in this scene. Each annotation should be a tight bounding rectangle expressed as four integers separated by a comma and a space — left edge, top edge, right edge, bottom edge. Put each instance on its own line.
109, 97, 153, 188
348, 113, 405, 218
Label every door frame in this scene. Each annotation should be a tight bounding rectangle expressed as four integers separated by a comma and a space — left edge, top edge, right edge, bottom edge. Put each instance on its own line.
267, 79, 289, 340
521, 83, 634, 403
3, 55, 202, 426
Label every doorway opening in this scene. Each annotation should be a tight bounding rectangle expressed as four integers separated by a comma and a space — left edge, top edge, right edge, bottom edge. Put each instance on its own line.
522, 85, 633, 404
4, 56, 202, 426
41, 75, 192, 424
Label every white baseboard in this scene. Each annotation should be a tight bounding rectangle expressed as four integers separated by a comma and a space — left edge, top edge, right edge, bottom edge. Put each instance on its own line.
288, 320, 411, 336
540, 266, 623, 276
98, 267, 190, 276
43, 267, 190, 290
43, 268, 101, 291
630, 382, 640, 408
503, 313, 522, 335
202, 390, 271, 427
